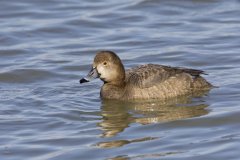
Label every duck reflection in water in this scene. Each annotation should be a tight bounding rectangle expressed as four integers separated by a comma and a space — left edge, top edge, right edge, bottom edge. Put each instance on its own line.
96, 92, 210, 148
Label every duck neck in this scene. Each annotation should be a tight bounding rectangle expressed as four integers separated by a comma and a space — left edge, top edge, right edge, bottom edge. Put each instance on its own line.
106, 80, 126, 87
111, 62, 126, 87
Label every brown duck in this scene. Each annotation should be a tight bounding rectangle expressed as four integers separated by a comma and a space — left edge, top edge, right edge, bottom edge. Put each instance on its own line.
80, 51, 212, 100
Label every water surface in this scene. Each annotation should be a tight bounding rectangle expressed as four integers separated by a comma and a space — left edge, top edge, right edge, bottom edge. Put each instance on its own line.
1, 0, 240, 159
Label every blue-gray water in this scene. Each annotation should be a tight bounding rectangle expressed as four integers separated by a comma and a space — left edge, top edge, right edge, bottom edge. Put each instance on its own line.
1, 0, 240, 159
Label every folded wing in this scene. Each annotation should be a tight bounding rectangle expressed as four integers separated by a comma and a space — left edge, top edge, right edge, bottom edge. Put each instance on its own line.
126, 64, 206, 88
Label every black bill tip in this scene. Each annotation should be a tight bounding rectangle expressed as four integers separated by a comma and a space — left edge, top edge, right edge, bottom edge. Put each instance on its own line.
80, 78, 89, 84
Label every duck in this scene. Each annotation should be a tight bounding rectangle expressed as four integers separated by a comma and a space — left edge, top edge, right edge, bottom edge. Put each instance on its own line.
80, 50, 212, 100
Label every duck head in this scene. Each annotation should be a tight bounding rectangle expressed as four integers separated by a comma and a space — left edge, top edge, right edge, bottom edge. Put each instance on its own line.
80, 51, 125, 85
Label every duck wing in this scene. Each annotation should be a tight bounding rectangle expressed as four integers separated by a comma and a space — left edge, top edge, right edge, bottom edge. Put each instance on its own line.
126, 64, 207, 88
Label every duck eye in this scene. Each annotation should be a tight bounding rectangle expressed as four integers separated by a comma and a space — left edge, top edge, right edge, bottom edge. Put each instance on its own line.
103, 62, 107, 66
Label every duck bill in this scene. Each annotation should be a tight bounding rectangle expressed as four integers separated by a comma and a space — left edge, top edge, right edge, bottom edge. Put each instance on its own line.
80, 67, 99, 84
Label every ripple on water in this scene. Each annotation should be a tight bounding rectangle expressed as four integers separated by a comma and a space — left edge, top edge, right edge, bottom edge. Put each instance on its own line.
1, 0, 240, 160
0, 69, 63, 83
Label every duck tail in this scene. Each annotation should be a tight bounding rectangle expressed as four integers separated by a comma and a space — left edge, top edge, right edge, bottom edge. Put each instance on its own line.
192, 76, 213, 90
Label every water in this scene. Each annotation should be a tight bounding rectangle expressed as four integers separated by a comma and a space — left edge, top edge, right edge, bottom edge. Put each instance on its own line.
1, 0, 240, 159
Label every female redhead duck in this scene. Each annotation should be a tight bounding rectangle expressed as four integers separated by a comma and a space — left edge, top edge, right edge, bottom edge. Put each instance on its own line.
80, 51, 212, 100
